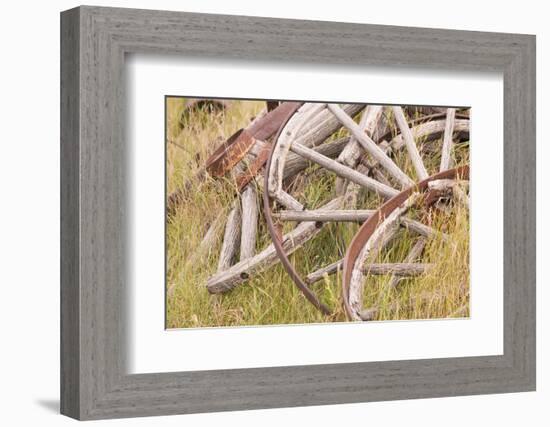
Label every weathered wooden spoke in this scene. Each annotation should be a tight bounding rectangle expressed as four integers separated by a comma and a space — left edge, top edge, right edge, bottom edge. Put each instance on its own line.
288, 142, 398, 199
327, 104, 414, 187
440, 108, 457, 172
392, 106, 429, 180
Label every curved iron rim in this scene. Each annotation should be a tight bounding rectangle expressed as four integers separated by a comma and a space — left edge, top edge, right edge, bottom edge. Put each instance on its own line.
263, 103, 332, 315
341, 165, 470, 320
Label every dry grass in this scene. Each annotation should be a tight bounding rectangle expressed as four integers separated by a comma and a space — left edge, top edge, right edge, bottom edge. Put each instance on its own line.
166, 98, 470, 328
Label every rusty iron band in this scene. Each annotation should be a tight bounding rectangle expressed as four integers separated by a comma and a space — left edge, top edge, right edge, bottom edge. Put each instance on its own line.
205, 128, 257, 177
263, 104, 332, 315
205, 102, 303, 178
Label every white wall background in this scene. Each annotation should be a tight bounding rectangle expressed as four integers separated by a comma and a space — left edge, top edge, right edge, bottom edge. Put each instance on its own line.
0, 0, 546, 425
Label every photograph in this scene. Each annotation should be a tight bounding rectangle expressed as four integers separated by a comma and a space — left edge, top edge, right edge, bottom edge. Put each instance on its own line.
165, 98, 471, 329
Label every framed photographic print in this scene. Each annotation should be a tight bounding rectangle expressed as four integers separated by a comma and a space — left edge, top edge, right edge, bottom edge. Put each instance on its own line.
61, 5, 536, 420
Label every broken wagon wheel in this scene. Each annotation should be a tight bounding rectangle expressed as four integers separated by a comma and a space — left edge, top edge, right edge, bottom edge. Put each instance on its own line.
342, 166, 469, 321
264, 104, 469, 316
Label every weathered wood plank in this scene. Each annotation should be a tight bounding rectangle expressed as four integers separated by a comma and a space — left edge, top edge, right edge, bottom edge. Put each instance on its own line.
186, 211, 225, 266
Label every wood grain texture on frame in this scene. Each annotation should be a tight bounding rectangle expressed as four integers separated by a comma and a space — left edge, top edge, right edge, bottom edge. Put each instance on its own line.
60, 5, 536, 420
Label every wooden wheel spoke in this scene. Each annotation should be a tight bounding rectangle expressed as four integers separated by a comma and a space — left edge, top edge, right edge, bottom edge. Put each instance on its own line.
387, 237, 427, 289
207, 197, 343, 294
275, 209, 375, 222
272, 208, 442, 242
271, 189, 304, 210
305, 259, 431, 285
440, 108, 457, 172
289, 142, 398, 199
362, 263, 432, 276
240, 184, 258, 260
327, 103, 414, 187
392, 106, 429, 180
217, 200, 242, 271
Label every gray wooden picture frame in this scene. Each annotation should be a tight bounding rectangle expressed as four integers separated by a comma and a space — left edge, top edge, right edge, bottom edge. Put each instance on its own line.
60, 5, 536, 420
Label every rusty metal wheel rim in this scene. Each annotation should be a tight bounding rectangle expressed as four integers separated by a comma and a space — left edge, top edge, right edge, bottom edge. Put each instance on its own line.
341, 166, 469, 321
263, 104, 333, 315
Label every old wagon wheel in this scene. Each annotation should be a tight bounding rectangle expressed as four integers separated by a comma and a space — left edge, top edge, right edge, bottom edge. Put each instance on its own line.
263, 103, 470, 318
205, 101, 365, 294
